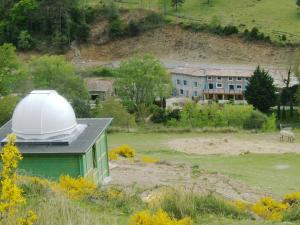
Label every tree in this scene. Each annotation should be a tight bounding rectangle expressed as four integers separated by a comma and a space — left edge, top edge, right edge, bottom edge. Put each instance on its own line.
115, 55, 171, 121
279, 67, 298, 119
171, 0, 184, 11
0, 95, 20, 126
92, 97, 136, 130
29, 55, 90, 117
244, 66, 277, 113
0, 0, 90, 50
0, 44, 27, 96
297, 0, 300, 7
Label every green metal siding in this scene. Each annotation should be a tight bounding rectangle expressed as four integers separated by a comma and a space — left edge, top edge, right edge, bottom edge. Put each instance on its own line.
19, 154, 81, 180
16, 132, 110, 184
82, 132, 110, 184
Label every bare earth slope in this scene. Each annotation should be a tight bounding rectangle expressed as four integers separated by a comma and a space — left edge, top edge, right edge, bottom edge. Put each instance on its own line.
68, 26, 295, 68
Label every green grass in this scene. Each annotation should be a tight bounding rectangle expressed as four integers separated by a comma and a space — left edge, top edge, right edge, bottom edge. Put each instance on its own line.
108, 131, 300, 197
18, 176, 295, 225
108, 0, 300, 43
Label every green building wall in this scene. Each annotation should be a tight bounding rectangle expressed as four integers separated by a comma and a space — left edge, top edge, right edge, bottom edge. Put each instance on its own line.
20, 154, 81, 179
18, 132, 110, 184
82, 132, 110, 184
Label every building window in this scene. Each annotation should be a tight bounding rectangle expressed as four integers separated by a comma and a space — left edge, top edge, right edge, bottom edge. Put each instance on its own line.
236, 85, 242, 89
194, 81, 198, 87
229, 84, 234, 90
176, 79, 181, 85
180, 89, 184, 95
193, 91, 198, 97
183, 80, 188, 85
209, 83, 214, 89
217, 76, 222, 80
216, 83, 223, 88
185, 90, 189, 97
237, 77, 242, 81
207, 76, 212, 80
228, 77, 233, 81
245, 77, 249, 81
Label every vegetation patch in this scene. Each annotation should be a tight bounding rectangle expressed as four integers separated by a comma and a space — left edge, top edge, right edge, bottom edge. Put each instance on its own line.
109, 144, 136, 160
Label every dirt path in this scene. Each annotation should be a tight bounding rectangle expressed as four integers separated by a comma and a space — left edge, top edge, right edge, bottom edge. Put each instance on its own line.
167, 134, 300, 155
110, 160, 271, 203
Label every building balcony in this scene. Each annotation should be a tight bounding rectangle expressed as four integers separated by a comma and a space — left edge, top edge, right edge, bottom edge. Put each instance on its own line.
203, 89, 243, 94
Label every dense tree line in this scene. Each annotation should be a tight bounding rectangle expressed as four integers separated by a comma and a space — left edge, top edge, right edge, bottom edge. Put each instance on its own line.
0, 0, 92, 51
0, 44, 90, 124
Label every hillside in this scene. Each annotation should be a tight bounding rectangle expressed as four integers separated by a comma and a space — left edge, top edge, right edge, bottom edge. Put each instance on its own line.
66, 25, 296, 69
113, 0, 300, 43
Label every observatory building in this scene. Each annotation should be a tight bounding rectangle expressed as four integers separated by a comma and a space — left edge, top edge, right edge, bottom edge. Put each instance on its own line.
0, 90, 112, 184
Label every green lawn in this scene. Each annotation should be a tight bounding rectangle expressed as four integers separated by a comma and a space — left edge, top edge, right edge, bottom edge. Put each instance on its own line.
108, 131, 300, 197
106, 0, 300, 43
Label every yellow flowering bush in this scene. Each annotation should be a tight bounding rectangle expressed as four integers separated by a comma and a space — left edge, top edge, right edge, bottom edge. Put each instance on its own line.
58, 175, 96, 199
251, 197, 288, 221
141, 156, 159, 164
129, 209, 193, 225
283, 192, 300, 206
109, 145, 136, 160
101, 187, 124, 200
230, 200, 248, 212
0, 134, 37, 224
0, 134, 25, 217
18, 210, 38, 225
108, 150, 119, 160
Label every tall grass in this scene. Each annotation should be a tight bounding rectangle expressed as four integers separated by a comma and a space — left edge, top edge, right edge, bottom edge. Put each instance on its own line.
152, 188, 250, 221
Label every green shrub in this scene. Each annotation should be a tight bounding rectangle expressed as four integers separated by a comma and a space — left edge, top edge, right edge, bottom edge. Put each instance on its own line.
283, 204, 300, 221
223, 25, 239, 35
151, 105, 167, 123
92, 97, 136, 129
243, 110, 267, 130
144, 12, 164, 26
262, 113, 277, 132
0, 95, 20, 126
156, 189, 250, 220
84, 6, 100, 23
93, 67, 116, 77
127, 20, 141, 36
75, 23, 90, 42
281, 34, 287, 41
103, 2, 120, 21
151, 106, 180, 124
109, 17, 125, 39
51, 32, 69, 53
243, 27, 270, 42
17, 30, 35, 50
179, 102, 255, 129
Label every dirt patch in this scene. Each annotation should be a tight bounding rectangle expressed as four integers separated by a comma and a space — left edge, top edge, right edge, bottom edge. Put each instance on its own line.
167, 135, 300, 155
110, 159, 270, 203
68, 26, 295, 68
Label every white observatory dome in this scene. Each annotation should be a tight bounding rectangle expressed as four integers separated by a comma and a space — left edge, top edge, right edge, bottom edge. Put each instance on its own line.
12, 90, 78, 140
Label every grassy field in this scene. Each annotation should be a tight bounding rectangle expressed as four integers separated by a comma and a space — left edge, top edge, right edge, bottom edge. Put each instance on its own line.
102, 0, 300, 43
108, 131, 300, 197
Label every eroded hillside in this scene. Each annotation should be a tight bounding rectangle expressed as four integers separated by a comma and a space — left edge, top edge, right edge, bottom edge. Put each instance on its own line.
67, 25, 297, 68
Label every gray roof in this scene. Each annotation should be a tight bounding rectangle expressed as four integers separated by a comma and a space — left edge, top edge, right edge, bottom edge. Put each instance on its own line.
84, 78, 114, 92
0, 118, 112, 154
170, 66, 299, 88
